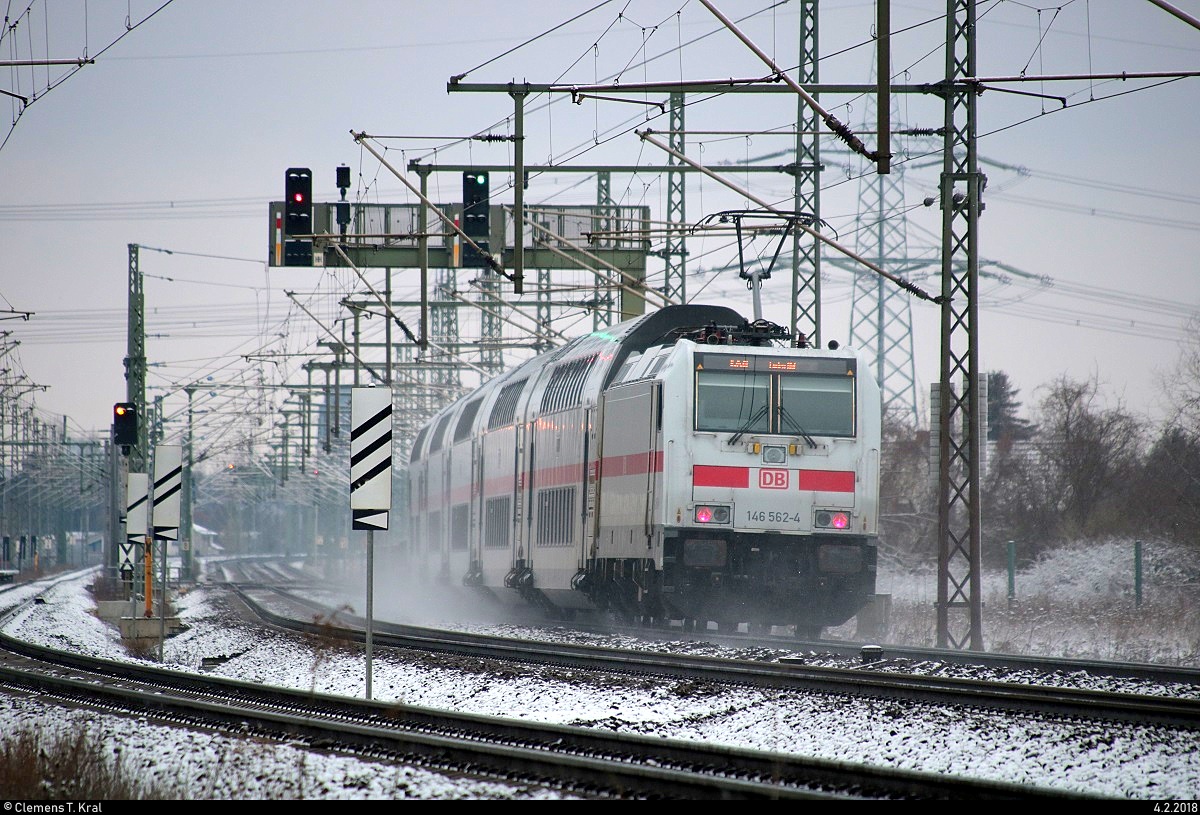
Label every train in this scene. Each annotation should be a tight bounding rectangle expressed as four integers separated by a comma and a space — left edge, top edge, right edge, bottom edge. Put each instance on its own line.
404, 303, 881, 636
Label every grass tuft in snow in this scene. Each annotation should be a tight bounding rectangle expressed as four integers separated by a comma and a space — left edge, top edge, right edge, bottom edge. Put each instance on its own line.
0, 724, 160, 799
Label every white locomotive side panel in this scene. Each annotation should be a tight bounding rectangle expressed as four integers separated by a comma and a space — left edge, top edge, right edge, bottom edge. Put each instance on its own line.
596, 379, 660, 560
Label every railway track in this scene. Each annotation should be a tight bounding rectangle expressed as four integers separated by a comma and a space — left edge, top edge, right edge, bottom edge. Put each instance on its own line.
0, 593, 1097, 800
238, 582, 1200, 732
207, 556, 1200, 690
7, 566, 1190, 796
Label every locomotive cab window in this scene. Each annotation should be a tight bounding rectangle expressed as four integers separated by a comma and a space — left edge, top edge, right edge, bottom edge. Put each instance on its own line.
695, 371, 770, 433
694, 353, 857, 438
779, 375, 854, 437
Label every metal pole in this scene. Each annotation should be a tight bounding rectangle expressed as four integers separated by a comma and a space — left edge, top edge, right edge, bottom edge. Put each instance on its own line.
876, 0, 891, 175
183, 387, 194, 582
698, 0, 882, 171
935, 0, 984, 651
511, 86, 527, 295
1147, 0, 1200, 31
385, 268, 393, 385
142, 528, 152, 619
366, 527, 374, 700
159, 534, 166, 662
144, 474, 154, 619
417, 167, 430, 351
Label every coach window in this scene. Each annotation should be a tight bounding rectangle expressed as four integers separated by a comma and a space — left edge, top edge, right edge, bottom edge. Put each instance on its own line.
779, 374, 855, 437
695, 370, 771, 433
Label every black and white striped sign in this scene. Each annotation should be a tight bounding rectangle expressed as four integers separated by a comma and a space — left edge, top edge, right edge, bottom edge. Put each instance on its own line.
123, 472, 148, 571
152, 444, 183, 542
351, 387, 392, 531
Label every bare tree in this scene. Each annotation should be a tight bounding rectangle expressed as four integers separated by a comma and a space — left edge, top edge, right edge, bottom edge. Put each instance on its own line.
1128, 426, 1200, 546
1159, 314, 1200, 431
981, 427, 1052, 563
1141, 315, 1200, 547
1033, 375, 1143, 537
877, 406, 935, 566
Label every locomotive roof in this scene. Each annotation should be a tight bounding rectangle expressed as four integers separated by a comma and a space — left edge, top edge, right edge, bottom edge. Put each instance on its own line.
595, 303, 747, 384
410, 304, 751, 461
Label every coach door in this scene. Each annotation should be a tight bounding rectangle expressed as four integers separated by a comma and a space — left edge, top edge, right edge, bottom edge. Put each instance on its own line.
642, 383, 660, 544
582, 406, 597, 562
597, 379, 660, 559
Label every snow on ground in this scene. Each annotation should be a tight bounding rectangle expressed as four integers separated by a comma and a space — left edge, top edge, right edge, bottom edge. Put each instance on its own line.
0, 578, 577, 800
0, 694, 574, 800
3, 550, 1200, 800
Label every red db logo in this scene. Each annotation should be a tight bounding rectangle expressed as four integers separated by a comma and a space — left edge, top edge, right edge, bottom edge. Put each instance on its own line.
759, 469, 789, 489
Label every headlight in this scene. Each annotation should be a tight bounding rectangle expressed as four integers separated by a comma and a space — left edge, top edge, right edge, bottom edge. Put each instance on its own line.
694, 505, 731, 524
762, 445, 787, 465
814, 510, 851, 530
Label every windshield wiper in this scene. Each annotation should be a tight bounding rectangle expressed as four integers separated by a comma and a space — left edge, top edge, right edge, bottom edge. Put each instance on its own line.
727, 404, 769, 445
777, 405, 818, 449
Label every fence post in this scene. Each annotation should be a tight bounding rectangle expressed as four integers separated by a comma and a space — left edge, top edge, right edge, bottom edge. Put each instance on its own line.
1134, 539, 1143, 608
1007, 540, 1016, 606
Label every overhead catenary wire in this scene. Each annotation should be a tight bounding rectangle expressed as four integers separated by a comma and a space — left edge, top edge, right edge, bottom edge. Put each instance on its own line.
0, 0, 177, 154
636, 128, 944, 304
4, 0, 1195, 465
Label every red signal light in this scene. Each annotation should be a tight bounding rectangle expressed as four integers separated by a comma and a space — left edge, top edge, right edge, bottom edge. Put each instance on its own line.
831, 512, 849, 529
696, 506, 713, 523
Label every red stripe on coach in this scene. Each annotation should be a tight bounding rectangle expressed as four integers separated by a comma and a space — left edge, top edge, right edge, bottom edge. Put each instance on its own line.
693, 465, 750, 488
600, 450, 663, 478
798, 469, 855, 492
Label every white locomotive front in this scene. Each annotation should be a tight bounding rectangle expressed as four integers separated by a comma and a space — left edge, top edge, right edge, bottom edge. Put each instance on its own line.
406, 304, 881, 636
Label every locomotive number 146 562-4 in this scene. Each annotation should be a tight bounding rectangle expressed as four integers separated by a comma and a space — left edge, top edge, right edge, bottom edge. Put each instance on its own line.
745, 510, 805, 525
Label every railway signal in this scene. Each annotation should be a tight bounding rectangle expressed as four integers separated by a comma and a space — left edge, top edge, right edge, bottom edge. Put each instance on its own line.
462, 170, 490, 267
335, 164, 351, 235
113, 402, 137, 448
283, 167, 313, 267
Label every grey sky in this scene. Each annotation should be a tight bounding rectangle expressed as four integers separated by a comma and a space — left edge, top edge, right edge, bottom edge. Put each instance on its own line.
2, 0, 1197, 447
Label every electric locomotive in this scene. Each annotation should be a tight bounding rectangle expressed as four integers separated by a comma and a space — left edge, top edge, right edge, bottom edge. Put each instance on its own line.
406, 303, 880, 635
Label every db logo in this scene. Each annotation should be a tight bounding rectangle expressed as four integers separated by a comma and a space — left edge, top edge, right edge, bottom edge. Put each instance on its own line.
758, 468, 789, 489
